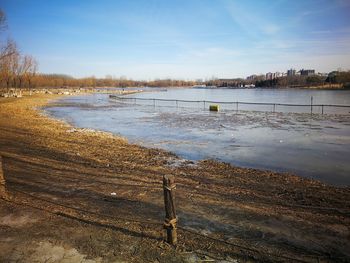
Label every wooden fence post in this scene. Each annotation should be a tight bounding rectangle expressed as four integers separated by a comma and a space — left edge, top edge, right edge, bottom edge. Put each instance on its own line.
163, 174, 177, 245
0, 155, 4, 185
0, 155, 7, 199
311, 96, 313, 114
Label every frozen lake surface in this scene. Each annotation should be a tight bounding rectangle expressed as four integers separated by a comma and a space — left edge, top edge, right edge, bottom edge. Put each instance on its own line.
45, 88, 350, 186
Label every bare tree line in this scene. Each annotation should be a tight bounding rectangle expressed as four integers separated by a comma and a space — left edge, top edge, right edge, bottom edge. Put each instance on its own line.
0, 9, 38, 92
19, 74, 195, 89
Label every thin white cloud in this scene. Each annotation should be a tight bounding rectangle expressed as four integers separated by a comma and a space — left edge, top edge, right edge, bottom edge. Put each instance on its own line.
224, 1, 281, 38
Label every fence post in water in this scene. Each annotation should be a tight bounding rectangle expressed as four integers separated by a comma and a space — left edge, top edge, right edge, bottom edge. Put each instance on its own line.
236, 102, 238, 112
203, 100, 206, 110
322, 105, 324, 115
311, 96, 313, 114
163, 174, 177, 246
153, 98, 155, 107
273, 104, 276, 113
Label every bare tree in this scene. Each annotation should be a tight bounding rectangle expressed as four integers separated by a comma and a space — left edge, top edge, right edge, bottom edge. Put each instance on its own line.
0, 9, 39, 95
0, 9, 7, 32
24, 55, 38, 90
0, 10, 19, 92
0, 39, 18, 62
16, 55, 31, 89
0, 41, 19, 91
0, 9, 16, 62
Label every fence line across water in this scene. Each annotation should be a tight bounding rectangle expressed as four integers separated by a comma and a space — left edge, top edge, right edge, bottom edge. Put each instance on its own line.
109, 95, 350, 115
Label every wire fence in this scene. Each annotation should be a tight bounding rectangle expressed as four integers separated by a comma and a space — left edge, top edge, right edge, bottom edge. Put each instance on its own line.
109, 95, 350, 115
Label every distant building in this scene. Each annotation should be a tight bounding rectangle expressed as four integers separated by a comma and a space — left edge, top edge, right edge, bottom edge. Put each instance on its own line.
266, 72, 274, 80
275, 72, 282, 78
265, 72, 281, 80
247, 74, 265, 81
317, 72, 328, 77
246, 74, 257, 81
300, 69, 315, 76
287, 69, 296, 76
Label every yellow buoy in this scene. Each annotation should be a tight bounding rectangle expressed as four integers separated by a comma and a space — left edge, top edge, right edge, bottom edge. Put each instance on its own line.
209, 104, 219, 112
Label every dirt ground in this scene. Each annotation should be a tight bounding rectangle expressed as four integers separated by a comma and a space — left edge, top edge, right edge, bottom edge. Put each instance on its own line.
0, 94, 349, 263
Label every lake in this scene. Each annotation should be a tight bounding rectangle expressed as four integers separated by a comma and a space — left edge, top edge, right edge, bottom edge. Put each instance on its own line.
45, 88, 350, 186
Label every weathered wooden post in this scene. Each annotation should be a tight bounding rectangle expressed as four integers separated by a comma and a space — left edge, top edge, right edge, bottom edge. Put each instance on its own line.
0, 155, 4, 185
163, 174, 177, 245
0, 155, 7, 199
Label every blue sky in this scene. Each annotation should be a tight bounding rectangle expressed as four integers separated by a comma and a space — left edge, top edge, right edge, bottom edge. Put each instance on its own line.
1, 0, 350, 79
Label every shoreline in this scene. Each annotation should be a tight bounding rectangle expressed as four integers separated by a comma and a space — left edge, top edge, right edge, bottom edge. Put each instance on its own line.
1, 94, 350, 262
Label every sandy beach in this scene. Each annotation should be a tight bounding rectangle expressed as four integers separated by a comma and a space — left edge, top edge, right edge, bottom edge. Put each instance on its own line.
0, 94, 349, 262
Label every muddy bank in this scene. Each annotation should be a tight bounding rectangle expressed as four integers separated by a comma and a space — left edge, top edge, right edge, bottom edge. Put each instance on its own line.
0, 95, 349, 262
